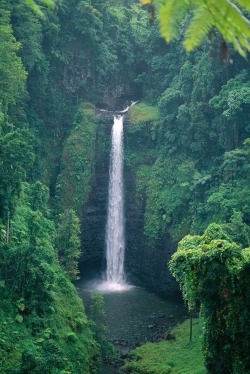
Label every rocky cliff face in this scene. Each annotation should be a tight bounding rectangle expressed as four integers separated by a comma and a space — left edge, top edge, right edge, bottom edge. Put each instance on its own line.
124, 165, 179, 296
80, 118, 111, 269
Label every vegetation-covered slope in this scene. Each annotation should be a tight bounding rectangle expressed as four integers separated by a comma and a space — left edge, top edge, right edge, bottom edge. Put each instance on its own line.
0, 0, 150, 372
127, 31, 250, 244
123, 17, 250, 371
122, 318, 205, 374
0, 182, 99, 373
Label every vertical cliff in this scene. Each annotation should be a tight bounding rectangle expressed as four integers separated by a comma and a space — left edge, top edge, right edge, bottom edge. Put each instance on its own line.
80, 116, 111, 269
124, 103, 179, 295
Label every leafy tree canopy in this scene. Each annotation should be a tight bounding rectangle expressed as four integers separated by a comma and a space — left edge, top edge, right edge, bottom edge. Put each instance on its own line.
24, 0, 56, 16
0, 9, 26, 112
169, 223, 250, 373
55, 208, 81, 280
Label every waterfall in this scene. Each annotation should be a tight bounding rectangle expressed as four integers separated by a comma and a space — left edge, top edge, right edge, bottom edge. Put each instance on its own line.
105, 115, 125, 285
91, 104, 137, 292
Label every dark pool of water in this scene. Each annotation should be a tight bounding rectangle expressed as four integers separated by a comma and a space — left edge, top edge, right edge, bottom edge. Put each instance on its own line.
76, 278, 187, 346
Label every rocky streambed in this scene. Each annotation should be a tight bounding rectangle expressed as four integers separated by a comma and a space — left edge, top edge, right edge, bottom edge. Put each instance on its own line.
110, 313, 184, 355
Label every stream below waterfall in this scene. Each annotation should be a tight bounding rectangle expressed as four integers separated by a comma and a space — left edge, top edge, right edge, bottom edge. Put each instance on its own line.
76, 277, 187, 373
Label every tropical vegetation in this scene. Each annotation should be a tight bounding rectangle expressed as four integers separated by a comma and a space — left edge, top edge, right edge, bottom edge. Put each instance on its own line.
0, 0, 249, 372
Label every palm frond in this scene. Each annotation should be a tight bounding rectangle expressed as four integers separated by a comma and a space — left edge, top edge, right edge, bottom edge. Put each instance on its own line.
159, 0, 190, 42
140, 0, 250, 56
206, 0, 250, 56
234, 0, 250, 12
184, 4, 213, 51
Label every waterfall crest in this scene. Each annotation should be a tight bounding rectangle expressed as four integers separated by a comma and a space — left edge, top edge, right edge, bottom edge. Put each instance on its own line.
105, 115, 125, 285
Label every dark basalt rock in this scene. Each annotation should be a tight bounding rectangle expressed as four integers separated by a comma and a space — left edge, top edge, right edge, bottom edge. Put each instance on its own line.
123, 163, 179, 296
95, 108, 130, 125
80, 118, 110, 264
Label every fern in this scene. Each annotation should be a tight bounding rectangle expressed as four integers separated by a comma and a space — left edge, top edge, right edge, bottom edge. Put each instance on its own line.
184, 4, 213, 51
158, 0, 190, 42
234, 0, 250, 12
206, 0, 250, 52
140, 0, 250, 57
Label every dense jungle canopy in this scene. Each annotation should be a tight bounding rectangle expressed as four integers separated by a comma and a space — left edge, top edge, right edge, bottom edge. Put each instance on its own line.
0, 0, 249, 373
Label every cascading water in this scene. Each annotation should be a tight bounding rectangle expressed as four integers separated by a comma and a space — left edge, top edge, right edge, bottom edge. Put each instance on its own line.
88, 103, 138, 292
105, 115, 125, 286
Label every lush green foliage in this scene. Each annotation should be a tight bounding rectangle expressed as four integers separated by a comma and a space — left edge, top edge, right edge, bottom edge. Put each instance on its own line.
0, 9, 26, 108
0, 183, 99, 372
1, 0, 250, 372
55, 208, 81, 280
141, 0, 250, 57
55, 104, 97, 215
25, 0, 56, 16
0, 8, 33, 220
122, 318, 205, 374
129, 102, 158, 125
169, 224, 250, 373
89, 292, 115, 359
124, 24, 250, 372
126, 44, 250, 242
0, 1, 150, 371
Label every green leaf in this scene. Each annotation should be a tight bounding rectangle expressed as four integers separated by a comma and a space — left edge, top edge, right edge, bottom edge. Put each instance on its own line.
24, 0, 56, 16
35, 337, 45, 344
15, 315, 23, 323
183, 5, 213, 51
159, 0, 189, 42
142, 0, 250, 56
234, 0, 250, 12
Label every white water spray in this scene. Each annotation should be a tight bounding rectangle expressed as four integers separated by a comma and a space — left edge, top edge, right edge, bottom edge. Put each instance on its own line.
105, 115, 125, 286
